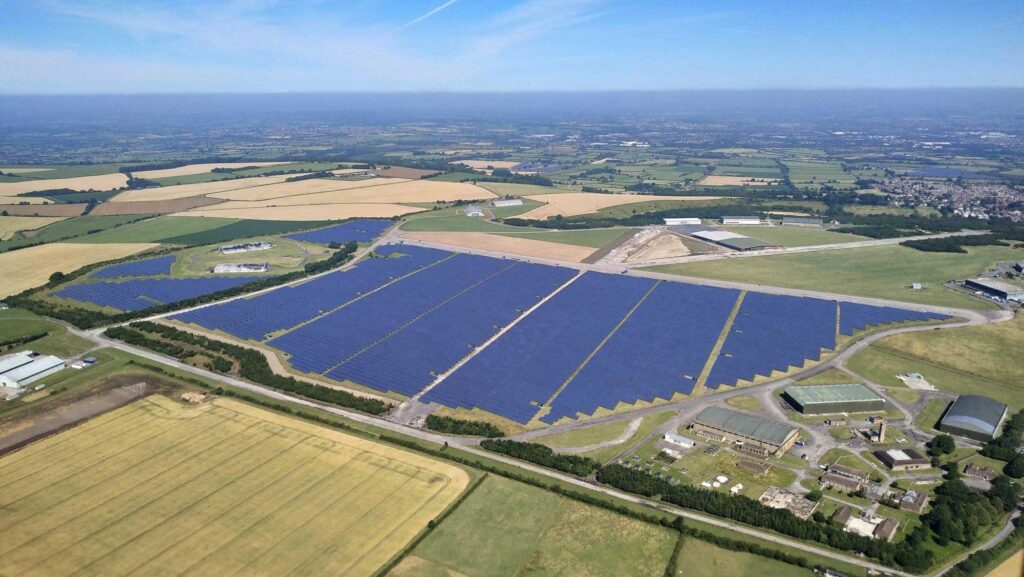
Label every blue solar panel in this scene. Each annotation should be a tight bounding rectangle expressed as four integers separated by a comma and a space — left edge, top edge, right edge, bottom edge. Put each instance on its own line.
285, 220, 391, 245
173, 245, 451, 340
327, 262, 575, 395
839, 302, 948, 336
55, 276, 261, 311
423, 273, 656, 423
90, 255, 176, 279
269, 252, 519, 374
705, 293, 837, 389
543, 281, 739, 423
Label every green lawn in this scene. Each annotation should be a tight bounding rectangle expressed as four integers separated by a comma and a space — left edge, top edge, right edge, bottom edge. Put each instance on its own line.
397, 475, 677, 577
725, 395, 763, 411
720, 226, 866, 247
78, 215, 239, 243
850, 315, 1024, 411
672, 537, 815, 577
534, 419, 632, 449
796, 368, 859, 385
581, 411, 675, 463
648, 245, 1022, 310
914, 398, 951, 432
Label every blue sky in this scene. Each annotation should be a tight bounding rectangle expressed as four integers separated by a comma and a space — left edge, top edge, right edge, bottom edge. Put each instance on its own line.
1, 0, 1021, 93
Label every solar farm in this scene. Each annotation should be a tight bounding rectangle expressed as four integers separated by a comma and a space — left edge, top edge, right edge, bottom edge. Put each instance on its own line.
172, 243, 949, 424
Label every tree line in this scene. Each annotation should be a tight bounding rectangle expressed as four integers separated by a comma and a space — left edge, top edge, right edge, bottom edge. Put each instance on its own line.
479, 439, 601, 476
425, 415, 504, 437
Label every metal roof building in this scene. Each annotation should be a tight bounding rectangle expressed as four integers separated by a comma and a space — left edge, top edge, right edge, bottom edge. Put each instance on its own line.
0, 355, 65, 388
781, 216, 823, 227
0, 350, 35, 375
964, 278, 1024, 302
782, 383, 886, 415
692, 406, 799, 456
939, 394, 1008, 441
690, 230, 778, 251
721, 216, 761, 225
491, 198, 524, 207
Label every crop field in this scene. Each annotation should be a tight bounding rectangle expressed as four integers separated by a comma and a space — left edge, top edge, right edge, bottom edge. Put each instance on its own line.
400, 231, 597, 261
391, 475, 676, 577
0, 215, 144, 252
649, 245, 1022, 309
847, 315, 1024, 411
203, 178, 493, 205
179, 203, 422, 221
0, 242, 158, 298
698, 175, 781, 186
0, 172, 129, 196
673, 537, 815, 577
0, 216, 67, 240
150, 164, 347, 186
206, 177, 410, 201
109, 175, 300, 203
782, 160, 856, 190
0, 203, 88, 216
0, 396, 468, 577
78, 216, 240, 243
517, 193, 722, 219
88, 196, 224, 216
131, 161, 290, 180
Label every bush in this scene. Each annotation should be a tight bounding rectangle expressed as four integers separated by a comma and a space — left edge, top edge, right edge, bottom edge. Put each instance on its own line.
425, 415, 504, 437
480, 439, 601, 477
928, 434, 956, 456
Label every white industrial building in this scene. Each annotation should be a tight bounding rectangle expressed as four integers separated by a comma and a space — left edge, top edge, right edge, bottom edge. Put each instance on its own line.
213, 263, 269, 274
663, 432, 696, 449
663, 217, 701, 226
219, 241, 272, 255
491, 198, 524, 208
464, 205, 485, 217
0, 351, 65, 389
721, 216, 761, 225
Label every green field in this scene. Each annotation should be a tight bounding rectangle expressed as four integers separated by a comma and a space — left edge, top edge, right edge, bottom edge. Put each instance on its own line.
724, 395, 764, 411
77, 215, 240, 243
649, 245, 1022, 309
846, 315, 1024, 411
795, 367, 859, 385
0, 164, 139, 180
0, 395, 468, 577
720, 226, 866, 247
0, 215, 144, 252
400, 215, 515, 233
392, 475, 676, 577
534, 419, 632, 449
595, 198, 735, 219
581, 411, 675, 463
170, 237, 331, 276
672, 538, 815, 577
148, 162, 337, 186
161, 219, 334, 245
783, 160, 856, 190
489, 197, 545, 218
0, 309, 94, 358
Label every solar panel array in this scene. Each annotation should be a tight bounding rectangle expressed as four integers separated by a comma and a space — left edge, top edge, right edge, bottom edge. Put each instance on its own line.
268, 253, 532, 374
542, 281, 740, 423
839, 302, 948, 336
704, 292, 837, 389
423, 273, 657, 423
173, 245, 451, 340
285, 219, 391, 245
327, 262, 575, 395
90, 255, 176, 279
55, 276, 261, 311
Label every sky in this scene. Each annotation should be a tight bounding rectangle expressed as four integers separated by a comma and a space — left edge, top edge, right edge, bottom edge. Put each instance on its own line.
1, 0, 1022, 94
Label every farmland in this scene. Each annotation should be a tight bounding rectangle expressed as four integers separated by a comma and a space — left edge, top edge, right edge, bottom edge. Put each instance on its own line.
0, 396, 468, 577
0, 172, 129, 196
719, 226, 866, 247
392, 475, 676, 577
0, 216, 67, 240
179, 203, 421, 221
517, 192, 721, 219
0, 215, 146, 252
649, 245, 1022, 309
132, 161, 289, 179
0, 242, 158, 298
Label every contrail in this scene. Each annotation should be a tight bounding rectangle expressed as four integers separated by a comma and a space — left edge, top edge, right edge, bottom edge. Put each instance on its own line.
400, 0, 460, 29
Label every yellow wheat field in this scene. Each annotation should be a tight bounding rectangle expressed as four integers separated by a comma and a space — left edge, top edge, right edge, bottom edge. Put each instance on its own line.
212, 179, 495, 206
131, 161, 291, 179
401, 231, 596, 262
0, 173, 129, 196
0, 242, 158, 297
519, 192, 723, 219
206, 177, 410, 201
176, 203, 422, 221
0, 216, 67, 240
109, 174, 302, 203
0, 396, 468, 577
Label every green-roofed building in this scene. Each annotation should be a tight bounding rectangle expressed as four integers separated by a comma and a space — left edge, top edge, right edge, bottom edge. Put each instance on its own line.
782, 383, 886, 415
691, 406, 800, 457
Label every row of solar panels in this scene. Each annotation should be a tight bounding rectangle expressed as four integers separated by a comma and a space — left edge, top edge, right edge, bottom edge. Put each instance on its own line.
90, 255, 176, 279
55, 276, 262, 311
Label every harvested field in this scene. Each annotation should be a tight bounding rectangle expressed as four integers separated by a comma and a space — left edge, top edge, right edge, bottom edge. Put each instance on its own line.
0, 216, 67, 240
0, 173, 129, 196
177, 203, 421, 221
207, 177, 409, 201
453, 159, 521, 170
89, 196, 224, 215
131, 162, 290, 179
0, 203, 88, 217
626, 232, 692, 262
0, 396, 468, 577
374, 166, 440, 179
0, 168, 50, 174
401, 231, 596, 262
109, 175, 299, 203
519, 193, 722, 219
211, 179, 494, 206
0, 195, 48, 204
0, 242, 158, 297
698, 175, 781, 186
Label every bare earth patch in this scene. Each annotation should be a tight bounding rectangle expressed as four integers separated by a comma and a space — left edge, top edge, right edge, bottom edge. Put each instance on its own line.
625, 232, 692, 262
0, 203, 88, 217
401, 231, 595, 262
519, 193, 722, 219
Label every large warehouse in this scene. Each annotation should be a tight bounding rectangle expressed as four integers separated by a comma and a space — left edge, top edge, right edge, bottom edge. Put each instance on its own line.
782, 383, 886, 415
691, 406, 800, 457
938, 395, 1008, 442
964, 278, 1024, 302
0, 351, 65, 388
